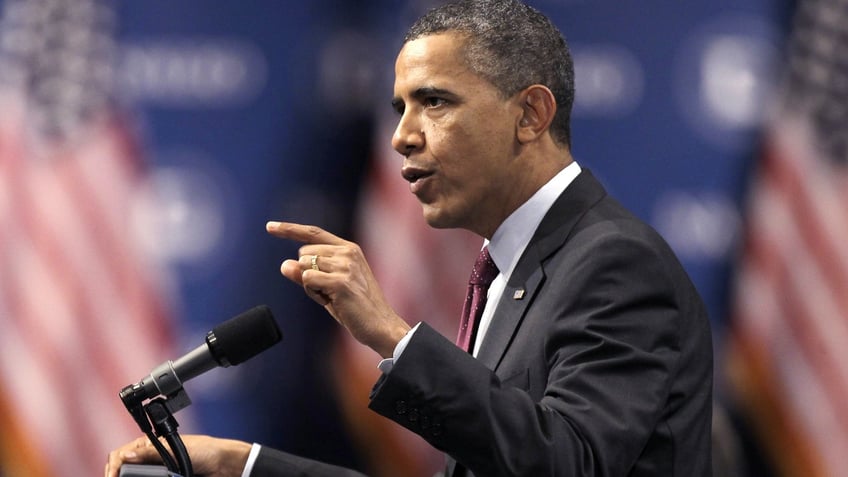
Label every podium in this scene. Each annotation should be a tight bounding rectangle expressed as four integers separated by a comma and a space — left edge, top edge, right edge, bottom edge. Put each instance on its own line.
119, 464, 183, 477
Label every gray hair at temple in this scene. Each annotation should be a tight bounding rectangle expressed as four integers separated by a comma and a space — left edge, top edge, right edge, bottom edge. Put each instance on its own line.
404, 0, 575, 148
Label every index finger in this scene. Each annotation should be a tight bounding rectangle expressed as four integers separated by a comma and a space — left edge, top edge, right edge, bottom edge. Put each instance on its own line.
266, 221, 347, 246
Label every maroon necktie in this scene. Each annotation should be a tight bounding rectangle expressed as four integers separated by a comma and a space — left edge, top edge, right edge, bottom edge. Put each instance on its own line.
456, 247, 499, 353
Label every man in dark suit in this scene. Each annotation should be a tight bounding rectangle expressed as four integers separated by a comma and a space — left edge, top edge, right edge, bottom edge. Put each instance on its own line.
107, 1, 712, 476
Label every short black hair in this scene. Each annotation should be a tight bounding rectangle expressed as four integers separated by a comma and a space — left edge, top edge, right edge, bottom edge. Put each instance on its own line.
405, 0, 575, 148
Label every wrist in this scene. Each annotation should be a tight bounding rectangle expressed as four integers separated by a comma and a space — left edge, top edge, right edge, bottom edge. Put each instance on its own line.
376, 321, 412, 359
216, 438, 253, 475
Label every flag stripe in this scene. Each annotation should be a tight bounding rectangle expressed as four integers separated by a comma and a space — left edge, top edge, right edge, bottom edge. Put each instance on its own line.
0, 113, 175, 475
730, 3, 848, 469
1, 158, 94, 474
0, 2, 178, 474
733, 127, 848, 475
730, 0, 848, 467
3, 147, 130, 473
729, 328, 829, 477
764, 128, 848, 392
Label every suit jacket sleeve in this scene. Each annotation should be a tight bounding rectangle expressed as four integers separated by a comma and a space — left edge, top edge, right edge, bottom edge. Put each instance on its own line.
367, 204, 713, 476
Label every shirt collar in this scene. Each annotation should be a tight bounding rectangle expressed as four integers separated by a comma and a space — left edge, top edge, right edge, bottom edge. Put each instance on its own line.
485, 161, 581, 278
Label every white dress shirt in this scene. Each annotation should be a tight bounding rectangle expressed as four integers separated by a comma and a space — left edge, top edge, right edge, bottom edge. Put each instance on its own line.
472, 161, 580, 355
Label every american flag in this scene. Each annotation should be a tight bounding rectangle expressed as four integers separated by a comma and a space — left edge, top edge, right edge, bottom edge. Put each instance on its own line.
729, 0, 848, 475
327, 115, 479, 477
0, 0, 175, 475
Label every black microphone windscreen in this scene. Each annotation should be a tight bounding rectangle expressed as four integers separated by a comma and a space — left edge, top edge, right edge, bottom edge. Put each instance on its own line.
211, 305, 281, 365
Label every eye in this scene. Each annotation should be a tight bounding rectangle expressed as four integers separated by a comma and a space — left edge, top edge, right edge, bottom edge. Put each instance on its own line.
424, 96, 447, 108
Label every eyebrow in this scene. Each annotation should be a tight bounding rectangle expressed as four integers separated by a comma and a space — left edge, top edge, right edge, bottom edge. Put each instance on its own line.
411, 86, 454, 100
391, 86, 458, 109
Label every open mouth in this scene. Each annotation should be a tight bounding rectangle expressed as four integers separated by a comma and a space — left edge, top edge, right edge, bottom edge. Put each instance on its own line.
401, 165, 435, 196
401, 166, 433, 184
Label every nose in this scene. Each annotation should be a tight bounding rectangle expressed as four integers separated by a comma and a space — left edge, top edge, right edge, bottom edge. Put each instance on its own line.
392, 111, 423, 157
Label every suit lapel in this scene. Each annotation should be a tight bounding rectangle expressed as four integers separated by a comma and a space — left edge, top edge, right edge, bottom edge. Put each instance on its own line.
475, 169, 608, 372
476, 263, 544, 370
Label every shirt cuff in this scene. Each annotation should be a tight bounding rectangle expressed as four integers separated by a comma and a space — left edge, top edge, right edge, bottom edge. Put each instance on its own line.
240, 443, 262, 477
377, 322, 421, 373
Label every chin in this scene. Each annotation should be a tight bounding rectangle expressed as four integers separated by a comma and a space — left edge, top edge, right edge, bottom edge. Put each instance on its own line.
421, 206, 465, 231
421, 205, 452, 230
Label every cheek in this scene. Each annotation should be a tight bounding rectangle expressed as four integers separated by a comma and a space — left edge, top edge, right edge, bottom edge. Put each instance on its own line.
429, 130, 478, 183
428, 114, 486, 156
425, 111, 509, 182
425, 122, 461, 166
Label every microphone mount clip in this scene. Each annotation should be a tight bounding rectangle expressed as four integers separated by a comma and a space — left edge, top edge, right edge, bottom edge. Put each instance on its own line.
119, 381, 193, 477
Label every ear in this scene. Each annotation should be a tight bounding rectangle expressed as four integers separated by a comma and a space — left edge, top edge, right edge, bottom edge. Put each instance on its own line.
516, 85, 556, 144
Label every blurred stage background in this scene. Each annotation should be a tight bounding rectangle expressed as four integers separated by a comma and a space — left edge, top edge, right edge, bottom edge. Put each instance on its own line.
1, 0, 846, 475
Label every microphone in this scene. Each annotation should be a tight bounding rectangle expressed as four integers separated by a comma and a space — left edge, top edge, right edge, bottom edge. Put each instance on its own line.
123, 305, 282, 403
118, 305, 280, 477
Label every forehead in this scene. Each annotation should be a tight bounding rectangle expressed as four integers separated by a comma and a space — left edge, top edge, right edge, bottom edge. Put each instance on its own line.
393, 33, 489, 94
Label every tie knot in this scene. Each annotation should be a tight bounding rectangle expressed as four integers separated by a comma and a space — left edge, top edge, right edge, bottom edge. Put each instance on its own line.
470, 247, 499, 286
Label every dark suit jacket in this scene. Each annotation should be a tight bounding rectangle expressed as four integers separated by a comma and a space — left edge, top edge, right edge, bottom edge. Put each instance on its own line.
254, 170, 713, 476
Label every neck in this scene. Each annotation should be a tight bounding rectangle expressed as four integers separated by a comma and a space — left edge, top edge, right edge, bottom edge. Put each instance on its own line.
475, 145, 573, 239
